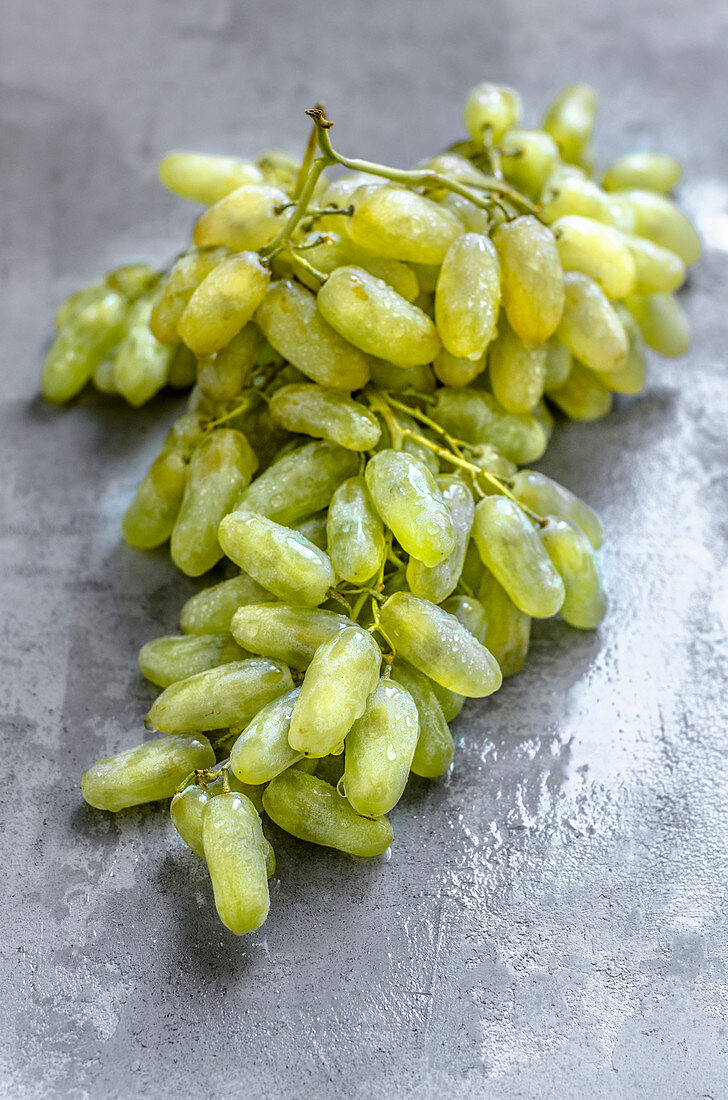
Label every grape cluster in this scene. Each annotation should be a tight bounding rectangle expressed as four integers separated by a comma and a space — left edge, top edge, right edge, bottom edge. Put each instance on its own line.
46, 84, 698, 935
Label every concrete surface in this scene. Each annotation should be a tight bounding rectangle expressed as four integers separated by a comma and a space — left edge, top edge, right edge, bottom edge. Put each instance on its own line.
2, 0, 727, 1096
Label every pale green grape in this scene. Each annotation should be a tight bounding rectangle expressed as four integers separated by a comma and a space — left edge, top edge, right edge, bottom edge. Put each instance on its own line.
499, 128, 559, 197
488, 319, 548, 414
542, 85, 596, 162
193, 183, 289, 251
138, 633, 247, 688
556, 271, 628, 374
365, 449, 455, 568
493, 216, 564, 345
230, 604, 351, 669
147, 658, 293, 733
122, 450, 188, 550
551, 216, 637, 299
269, 384, 381, 450
406, 476, 474, 603
113, 295, 173, 405
547, 361, 613, 420
430, 389, 549, 465
196, 323, 265, 403
218, 511, 335, 606
179, 574, 271, 635
435, 233, 500, 360
540, 518, 607, 629
389, 661, 453, 777
326, 476, 386, 584
81, 735, 215, 812
230, 687, 303, 783
602, 153, 680, 194
441, 594, 489, 645
295, 231, 419, 301
511, 469, 603, 548
178, 252, 270, 356
150, 248, 230, 345
348, 186, 463, 264
42, 289, 128, 403
203, 791, 270, 934
463, 82, 522, 142
343, 678, 419, 816
615, 189, 700, 265
623, 292, 690, 356
233, 439, 359, 525
158, 152, 264, 204
479, 567, 531, 678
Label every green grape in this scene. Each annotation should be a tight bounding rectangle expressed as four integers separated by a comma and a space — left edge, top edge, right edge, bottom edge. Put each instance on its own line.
438, 192, 492, 235
171, 429, 258, 577
539, 176, 615, 226
92, 359, 117, 394
467, 444, 518, 480
160, 411, 209, 456
614, 189, 700, 265
147, 658, 293, 733
556, 271, 628, 374
81, 734, 215, 812
317, 266, 441, 368
192, 183, 289, 251
327, 476, 386, 584
547, 361, 613, 420
348, 186, 463, 264
499, 128, 559, 197
230, 687, 303, 783
379, 592, 502, 697
138, 633, 247, 688
511, 469, 603, 549
203, 791, 270, 934
408, 263, 441, 294
288, 626, 381, 757
602, 153, 681, 194
316, 172, 377, 230
295, 232, 419, 302
543, 338, 572, 390
179, 574, 271, 635
479, 567, 531, 678
493, 216, 564, 345
542, 85, 596, 163
230, 604, 351, 670
590, 304, 647, 394
158, 152, 264, 204
263, 770, 393, 857
291, 511, 329, 550
433, 348, 486, 388
434, 233, 501, 359
429, 680, 465, 723
368, 358, 437, 394
167, 344, 198, 389
177, 252, 271, 356
41, 289, 128, 403
389, 661, 453, 777
365, 449, 455, 568
55, 279, 108, 330
196, 323, 265, 403
425, 152, 493, 188
463, 82, 522, 143
150, 247, 230, 345
540, 518, 607, 629
623, 292, 690, 357
472, 496, 565, 617
551, 215, 637, 299
269, 384, 381, 450
234, 439, 359, 525
406, 476, 474, 603
256, 148, 302, 192
105, 264, 159, 300
113, 295, 173, 405
488, 319, 548, 414
622, 234, 685, 295
255, 279, 370, 390
441, 594, 489, 645
375, 410, 440, 476
219, 512, 335, 606
430, 388, 549, 465
122, 450, 188, 549
171, 779, 274, 870
343, 678, 419, 816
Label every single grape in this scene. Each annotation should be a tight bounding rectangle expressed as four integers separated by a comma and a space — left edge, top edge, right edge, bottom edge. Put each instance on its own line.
81, 735, 215, 812
343, 678, 419, 817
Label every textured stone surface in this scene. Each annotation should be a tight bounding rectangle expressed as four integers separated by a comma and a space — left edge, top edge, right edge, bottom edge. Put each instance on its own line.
2, 0, 727, 1096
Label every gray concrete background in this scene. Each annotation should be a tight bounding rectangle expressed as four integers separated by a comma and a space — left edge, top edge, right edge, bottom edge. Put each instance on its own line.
2, 0, 727, 1096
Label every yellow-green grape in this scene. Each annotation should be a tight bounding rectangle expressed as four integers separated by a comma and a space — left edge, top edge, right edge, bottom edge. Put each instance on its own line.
269, 384, 381, 451
590, 303, 647, 395
468, 444, 518, 480
623, 292, 690, 357
105, 263, 158, 299
614, 189, 700, 265
203, 791, 270, 934
369, 358, 436, 394
158, 152, 264, 204
170, 778, 272, 862
539, 176, 615, 226
317, 266, 441, 369
425, 152, 493, 187
556, 272, 628, 374
295, 232, 419, 302
55, 279, 107, 330
551, 216, 637, 299
376, 410, 440, 476
177, 252, 270, 357
218, 512, 335, 605
389, 661, 453, 777
438, 192, 492, 235
263, 770, 393, 857
42, 289, 128, 403
316, 172, 376, 231
171, 429, 258, 577
288, 626, 382, 757
150, 248, 229, 344
488, 320, 548, 414
433, 348, 486, 388
365, 449, 455, 568
499, 128, 559, 197
547, 361, 613, 420
92, 360, 117, 394
160, 411, 209, 456
291, 511, 328, 550
540, 518, 607, 629
121, 450, 188, 549
472, 495, 565, 617
255, 279, 370, 390
147, 658, 293, 733
234, 439, 359, 525
479, 567, 532, 677
542, 84, 596, 163
327, 476, 386, 584
167, 344, 198, 389
543, 338, 572, 389
430, 388, 549, 465
435, 233, 501, 359
348, 186, 463, 264
379, 592, 501, 697
81, 735, 215, 812
196, 323, 265, 403
602, 153, 681, 194
230, 604, 350, 670
406, 476, 474, 602
343, 679, 419, 816
441, 594, 489, 645
621, 234, 686, 295
430, 679, 465, 723
256, 148, 301, 191
493, 216, 565, 345
180, 574, 271, 635
463, 82, 522, 143
511, 469, 603, 549
112, 296, 173, 405
230, 687, 303, 783
192, 183, 289, 251
138, 633, 247, 688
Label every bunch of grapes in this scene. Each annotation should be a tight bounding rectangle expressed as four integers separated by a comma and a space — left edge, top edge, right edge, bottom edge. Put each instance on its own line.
43, 84, 699, 935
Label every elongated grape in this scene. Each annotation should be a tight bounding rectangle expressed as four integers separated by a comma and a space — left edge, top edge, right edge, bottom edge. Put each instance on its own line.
389, 661, 453, 777
171, 429, 258, 577
220, 511, 333, 602
81, 735, 215, 812
122, 450, 188, 549
234, 439, 359, 525
488, 320, 548, 414
499, 128, 559, 196
430, 680, 465, 723
42, 290, 128, 403
511, 470, 603, 549
406, 476, 474, 602
197, 323, 265, 403
602, 153, 680, 194
430, 389, 549, 465
591, 304, 647, 394
318, 266, 441, 368
269, 384, 381, 451
348, 186, 463, 264
375, 410, 440, 476
556, 271, 628, 373
160, 411, 208, 457
291, 511, 328, 551
623, 292, 690, 356
547, 361, 613, 420
543, 338, 572, 389
55, 278, 106, 330
369, 358, 437, 394
433, 348, 485, 388
552, 216, 636, 299
472, 496, 565, 617
92, 359, 117, 394
231, 604, 350, 669
468, 444, 517, 480
168, 344, 197, 389
203, 792, 270, 934
193, 183, 289, 251
463, 82, 522, 142
230, 687, 303, 783
113, 296, 173, 405
159, 152, 264, 204
150, 248, 229, 344
479, 567, 531, 677
379, 592, 502, 696
344, 679, 419, 816
441, 594, 489, 645
435, 233, 500, 359
438, 192, 492, 235
288, 626, 381, 756
365, 449, 455, 568
539, 176, 616, 226
147, 658, 293, 733
541, 518, 607, 629
543, 85, 596, 162
171, 779, 273, 866
263, 770, 392, 857
56, 264, 155, 329
621, 233, 685, 295
138, 633, 246, 688
180, 574, 271, 635
295, 232, 419, 301
327, 477, 386, 584
493, 216, 564, 345
615, 189, 700, 265
177, 253, 270, 356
